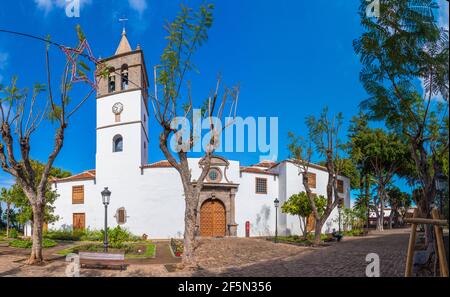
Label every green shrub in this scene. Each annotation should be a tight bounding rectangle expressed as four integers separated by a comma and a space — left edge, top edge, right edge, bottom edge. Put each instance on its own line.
45, 226, 140, 244
9, 238, 57, 248
44, 229, 81, 241
9, 229, 18, 239
80, 229, 103, 242
306, 233, 329, 241
106, 226, 139, 248
9, 239, 32, 248
342, 229, 365, 236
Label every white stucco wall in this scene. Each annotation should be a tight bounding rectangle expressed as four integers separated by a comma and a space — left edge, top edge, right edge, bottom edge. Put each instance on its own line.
50, 71, 351, 239
52, 160, 351, 239
281, 161, 351, 236
234, 172, 279, 237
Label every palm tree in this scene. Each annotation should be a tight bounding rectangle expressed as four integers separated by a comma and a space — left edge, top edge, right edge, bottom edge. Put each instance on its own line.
0, 188, 14, 238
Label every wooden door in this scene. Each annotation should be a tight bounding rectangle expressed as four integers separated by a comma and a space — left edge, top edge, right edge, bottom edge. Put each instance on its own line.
200, 200, 226, 237
73, 213, 86, 230
306, 214, 315, 232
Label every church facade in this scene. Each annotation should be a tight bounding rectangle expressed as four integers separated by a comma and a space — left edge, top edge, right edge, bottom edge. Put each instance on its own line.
49, 32, 350, 239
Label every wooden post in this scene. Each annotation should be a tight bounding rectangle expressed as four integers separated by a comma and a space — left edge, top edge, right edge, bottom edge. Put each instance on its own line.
405, 208, 418, 277
431, 208, 449, 277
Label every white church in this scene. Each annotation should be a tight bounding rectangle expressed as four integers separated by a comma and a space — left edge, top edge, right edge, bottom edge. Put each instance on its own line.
48, 31, 351, 239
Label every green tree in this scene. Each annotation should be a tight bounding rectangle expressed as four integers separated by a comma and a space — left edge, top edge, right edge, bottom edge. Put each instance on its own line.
0, 26, 89, 264
351, 128, 410, 230
150, 4, 239, 265
0, 187, 14, 237
281, 192, 326, 239
288, 107, 346, 244
385, 186, 412, 228
347, 112, 373, 228
1, 161, 70, 236
354, 0, 449, 243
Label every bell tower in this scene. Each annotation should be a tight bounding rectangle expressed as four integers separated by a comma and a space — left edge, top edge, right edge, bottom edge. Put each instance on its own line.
95, 29, 150, 182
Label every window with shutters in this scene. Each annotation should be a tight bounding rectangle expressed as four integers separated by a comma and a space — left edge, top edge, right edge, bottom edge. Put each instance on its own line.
255, 177, 268, 194
116, 207, 127, 225
337, 180, 344, 193
303, 172, 316, 188
72, 185, 84, 204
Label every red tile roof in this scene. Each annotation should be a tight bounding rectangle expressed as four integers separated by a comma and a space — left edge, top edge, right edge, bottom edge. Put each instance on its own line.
253, 160, 278, 168
53, 170, 95, 183
240, 166, 277, 175
142, 160, 174, 168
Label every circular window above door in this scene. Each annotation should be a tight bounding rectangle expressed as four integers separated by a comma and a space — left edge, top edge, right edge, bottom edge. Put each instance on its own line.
207, 168, 222, 182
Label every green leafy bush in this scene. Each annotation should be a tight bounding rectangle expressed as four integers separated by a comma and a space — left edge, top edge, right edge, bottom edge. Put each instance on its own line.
44, 229, 83, 241
80, 229, 103, 242
9, 229, 18, 239
45, 226, 140, 244
105, 226, 140, 248
9, 238, 57, 248
342, 229, 365, 236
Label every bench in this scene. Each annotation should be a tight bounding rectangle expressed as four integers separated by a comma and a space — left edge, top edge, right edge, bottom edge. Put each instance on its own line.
79, 252, 126, 270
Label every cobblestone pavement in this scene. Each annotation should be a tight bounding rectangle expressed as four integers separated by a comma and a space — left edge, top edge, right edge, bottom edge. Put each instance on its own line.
0, 229, 410, 277
174, 228, 411, 277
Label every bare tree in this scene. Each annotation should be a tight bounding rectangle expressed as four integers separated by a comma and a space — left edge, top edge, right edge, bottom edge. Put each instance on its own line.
151, 4, 239, 265
0, 27, 96, 264
288, 107, 345, 244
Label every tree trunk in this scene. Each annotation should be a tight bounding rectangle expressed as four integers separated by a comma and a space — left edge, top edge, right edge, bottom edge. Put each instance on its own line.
299, 216, 308, 239
26, 202, 44, 264
365, 174, 370, 229
6, 202, 10, 238
377, 198, 385, 232
314, 218, 322, 244
182, 188, 199, 266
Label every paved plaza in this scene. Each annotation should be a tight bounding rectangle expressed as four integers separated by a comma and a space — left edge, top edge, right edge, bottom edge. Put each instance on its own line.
0, 229, 411, 277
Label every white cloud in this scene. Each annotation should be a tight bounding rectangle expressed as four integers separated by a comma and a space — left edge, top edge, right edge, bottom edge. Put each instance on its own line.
0, 51, 8, 83
34, 0, 92, 14
34, 0, 53, 14
128, 0, 147, 15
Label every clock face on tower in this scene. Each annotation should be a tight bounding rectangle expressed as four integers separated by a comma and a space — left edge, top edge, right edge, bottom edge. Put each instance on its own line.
112, 102, 124, 115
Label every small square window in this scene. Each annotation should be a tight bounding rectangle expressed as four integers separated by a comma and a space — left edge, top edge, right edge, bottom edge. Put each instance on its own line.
255, 178, 267, 194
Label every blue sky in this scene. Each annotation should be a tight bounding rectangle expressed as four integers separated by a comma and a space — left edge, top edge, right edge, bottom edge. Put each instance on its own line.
0, 0, 448, 195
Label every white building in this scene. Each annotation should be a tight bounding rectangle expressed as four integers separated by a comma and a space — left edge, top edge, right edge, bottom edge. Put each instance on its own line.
49, 31, 350, 239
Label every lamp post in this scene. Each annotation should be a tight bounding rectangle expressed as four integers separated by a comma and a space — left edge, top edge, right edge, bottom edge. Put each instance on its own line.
435, 172, 448, 215
101, 187, 111, 253
274, 198, 279, 243
338, 198, 342, 234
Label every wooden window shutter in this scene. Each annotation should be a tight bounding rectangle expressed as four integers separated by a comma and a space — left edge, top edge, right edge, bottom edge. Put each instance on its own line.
337, 180, 344, 193
73, 213, 86, 230
307, 173, 317, 188
116, 208, 127, 225
72, 186, 84, 204
118, 208, 125, 224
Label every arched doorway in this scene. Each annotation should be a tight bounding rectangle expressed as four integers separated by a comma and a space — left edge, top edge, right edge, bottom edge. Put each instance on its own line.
200, 199, 226, 237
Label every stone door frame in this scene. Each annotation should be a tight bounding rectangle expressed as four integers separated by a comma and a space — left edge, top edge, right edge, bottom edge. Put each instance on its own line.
195, 183, 239, 237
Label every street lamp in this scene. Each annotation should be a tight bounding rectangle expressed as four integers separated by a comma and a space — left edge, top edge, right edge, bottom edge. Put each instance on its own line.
338, 198, 343, 234
274, 198, 279, 243
435, 172, 448, 215
101, 187, 111, 253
